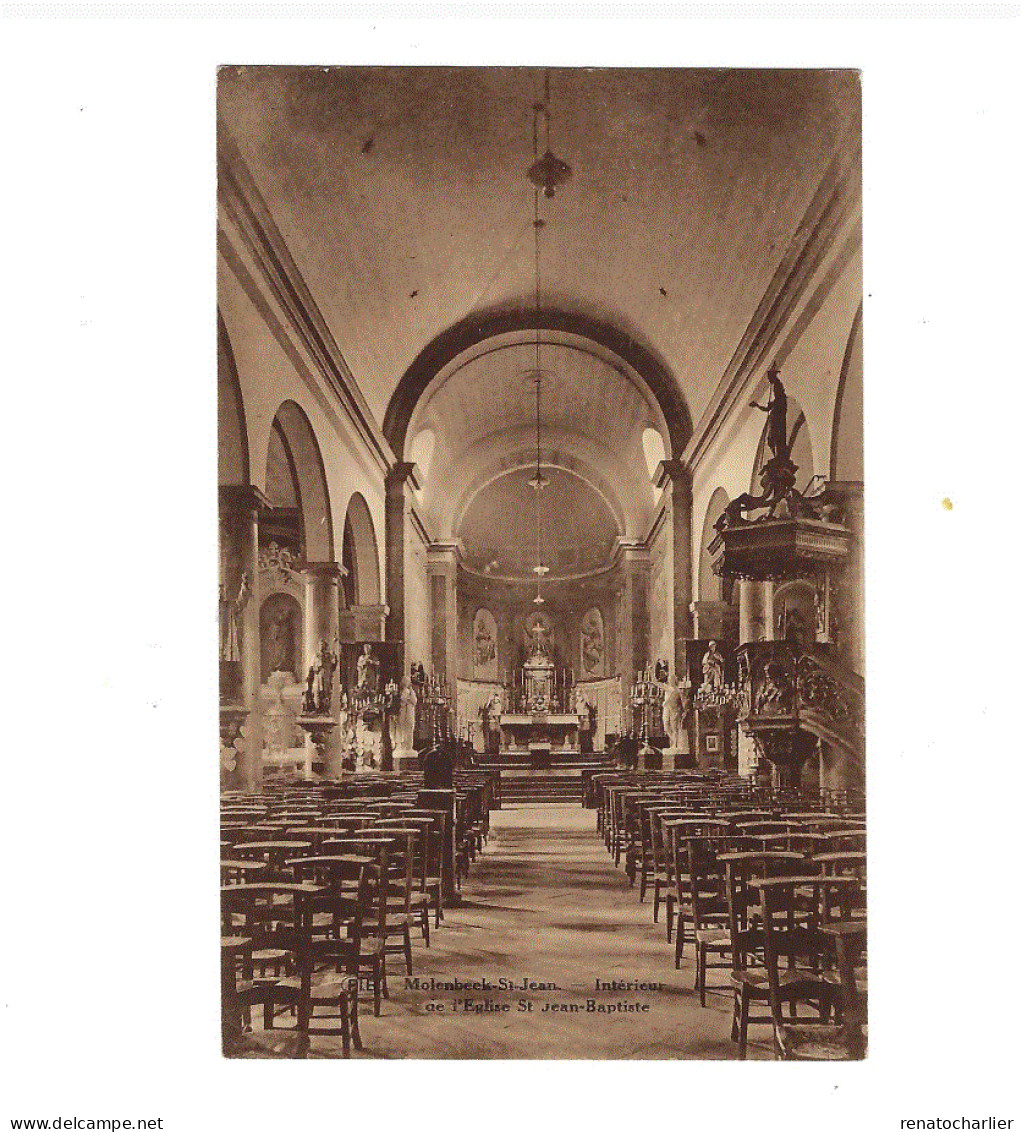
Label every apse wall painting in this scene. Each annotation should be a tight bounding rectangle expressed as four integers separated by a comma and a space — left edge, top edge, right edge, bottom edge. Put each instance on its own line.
218, 64, 864, 1061
580, 606, 605, 678
473, 607, 498, 679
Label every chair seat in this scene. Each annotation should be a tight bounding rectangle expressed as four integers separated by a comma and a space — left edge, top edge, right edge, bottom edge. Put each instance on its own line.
251, 948, 288, 965
225, 1030, 309, 1058
777, 1024, 863, 1060
694, 929, 730, 948
276, 976, 354, 1003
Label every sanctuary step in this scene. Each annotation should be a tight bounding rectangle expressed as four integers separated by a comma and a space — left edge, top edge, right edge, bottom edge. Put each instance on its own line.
476, 750, 616, 804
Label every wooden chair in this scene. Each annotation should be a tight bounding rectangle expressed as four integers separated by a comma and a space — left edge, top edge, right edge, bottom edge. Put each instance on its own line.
666, 817, 730, 960
684, 836, 733, 1004
363, 830, 415, 976
371, 824, 431, 947
721, 851, 804, 1058
226, 865, 373, 1058
754, 875, 864, 1060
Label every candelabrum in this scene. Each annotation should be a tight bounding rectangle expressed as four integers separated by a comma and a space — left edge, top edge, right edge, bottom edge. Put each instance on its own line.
693, 681, 741, 712
422, 676, 453, 745
630, 667, 664, 742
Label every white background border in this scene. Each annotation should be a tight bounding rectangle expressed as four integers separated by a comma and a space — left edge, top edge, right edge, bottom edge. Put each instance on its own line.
2, 6, 1019, 1130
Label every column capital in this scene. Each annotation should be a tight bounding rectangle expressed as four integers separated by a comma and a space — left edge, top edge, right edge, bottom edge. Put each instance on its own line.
298, 559, 347, 580
616, 539, 649, 568
219, 484, 272, 517
386, 461, 421, 491
427, 540, 462, 570
654, 459, 693, 492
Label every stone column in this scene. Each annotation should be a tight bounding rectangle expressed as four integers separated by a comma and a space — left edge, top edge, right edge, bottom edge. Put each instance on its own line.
736, 579, 775, 778
738, 580, 774, 644
302, 560, 344, 776
385, 461, 419, 681
690, 599, 739, 643
655, 460, 694, 677
219, 485, 268, 792
618, 544, 650, 696
827, 481, 865, 677
426, 541, 460, 697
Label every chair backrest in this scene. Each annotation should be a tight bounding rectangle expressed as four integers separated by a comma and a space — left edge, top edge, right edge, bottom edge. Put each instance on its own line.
685, 836, 730, 928
220, 883, 310, 956
291, 864, 373, 1034
755, 876, 860, 1045
721, 853, 803, 973
371, 829, 415, 914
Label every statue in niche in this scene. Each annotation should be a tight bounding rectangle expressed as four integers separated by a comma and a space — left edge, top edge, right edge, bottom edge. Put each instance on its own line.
393, 678, 418, 756
654, 659, 669, 684
262, 599, 297, 677
701, 640, 725, 690
781, 607, 809, 649
749, 365, 789, 462
661, 676, 689, 751
356, 643, 380, 694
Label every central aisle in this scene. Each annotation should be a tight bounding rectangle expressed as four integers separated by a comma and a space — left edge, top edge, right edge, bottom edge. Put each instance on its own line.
352, 805, 765, 1059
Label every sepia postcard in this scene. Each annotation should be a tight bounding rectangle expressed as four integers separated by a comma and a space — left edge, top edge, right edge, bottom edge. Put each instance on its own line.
217, 64, 866, 1061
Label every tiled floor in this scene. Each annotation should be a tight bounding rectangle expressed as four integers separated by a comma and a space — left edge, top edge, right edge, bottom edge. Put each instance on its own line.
298, 804, 770, 1059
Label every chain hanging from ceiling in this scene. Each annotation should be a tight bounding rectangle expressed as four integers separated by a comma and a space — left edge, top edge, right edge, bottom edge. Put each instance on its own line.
526, 70, 572, 607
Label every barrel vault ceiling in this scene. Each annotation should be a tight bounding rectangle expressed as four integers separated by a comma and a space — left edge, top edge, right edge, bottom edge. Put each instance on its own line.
218, 65, 860, 560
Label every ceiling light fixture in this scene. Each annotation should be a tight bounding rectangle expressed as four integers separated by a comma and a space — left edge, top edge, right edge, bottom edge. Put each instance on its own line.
525, 70, 570, 606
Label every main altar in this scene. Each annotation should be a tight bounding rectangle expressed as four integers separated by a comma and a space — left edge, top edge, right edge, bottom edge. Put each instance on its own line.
499, 632, 581, 756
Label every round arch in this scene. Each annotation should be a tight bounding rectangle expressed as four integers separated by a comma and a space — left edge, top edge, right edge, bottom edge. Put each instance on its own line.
270, 400, 334, 562
217, 312, 250, 486
699, 487, 731, 602
830, 304, 864, 482
383, 307, 692, 461
342, 493, 381, 606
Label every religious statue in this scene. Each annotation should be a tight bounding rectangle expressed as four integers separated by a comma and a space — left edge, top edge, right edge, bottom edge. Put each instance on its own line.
356, 642, 380, 694
263, 604, 295, 675
755, 659, 793, 715
701, 640, 725, 689
303, 665, 317, 714
481, 690, 503, 754
393, 678, 418, 757
661, 677, 689, 751
574, 685, 590, 718
749, 365, 789, 462
529, 620, 550, 657
219, 571, 251, 662
315, 638, 337, 714
654, 659, 669, 684
781, 607, 809, 648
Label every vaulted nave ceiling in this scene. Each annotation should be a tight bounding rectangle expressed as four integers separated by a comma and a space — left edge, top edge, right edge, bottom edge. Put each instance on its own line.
218, 66, 859, 549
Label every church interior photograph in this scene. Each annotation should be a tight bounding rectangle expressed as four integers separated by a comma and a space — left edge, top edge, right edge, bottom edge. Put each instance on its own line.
217, 64, 865, 1061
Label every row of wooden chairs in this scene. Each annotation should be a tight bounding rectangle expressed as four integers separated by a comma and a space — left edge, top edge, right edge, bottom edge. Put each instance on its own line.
588, 774, 867, 1060
221, 780, 496, 1057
